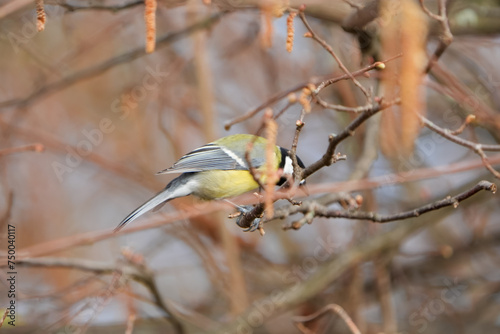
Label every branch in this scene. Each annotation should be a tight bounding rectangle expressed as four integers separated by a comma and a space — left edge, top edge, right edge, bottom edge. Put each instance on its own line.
0, 0, 32, 19
293, 304, 361, 334
234, 203, 265, 231
47, 0, 144, 12
341, 0, 379, 31
280, 181, 496, 230
419, 114, 500, 178
0, 143, 45, 156
0, 191, 14, 227
207, 180, 492, 334
419, 0, 453, 73
224, 82, 310, 130
313, 97, 374, 113
0, 309, 7, 329
298, 8, 371, 100
239, 152, 496, 231
224, 55, 400, 130
5, 200, 235, 258
2, 151, 497, 258
0, 11, 227, 110
302, 97, 401, 179
6, 256, 185, 334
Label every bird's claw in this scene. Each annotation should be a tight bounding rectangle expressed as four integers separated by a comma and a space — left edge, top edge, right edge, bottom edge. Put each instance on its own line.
242, 217, 261, 232
232, 205, 263, 233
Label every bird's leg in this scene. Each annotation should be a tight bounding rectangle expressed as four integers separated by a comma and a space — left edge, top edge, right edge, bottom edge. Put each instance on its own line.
224, 199, 262, 232
237, 205, 264, 232
224, 199, 254, 215
241, 216, 262, 232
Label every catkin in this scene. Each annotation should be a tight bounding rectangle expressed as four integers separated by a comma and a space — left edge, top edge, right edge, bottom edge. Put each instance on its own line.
286, 12, 296, 52
145, 0, 157, 53
35, 0, 46, 32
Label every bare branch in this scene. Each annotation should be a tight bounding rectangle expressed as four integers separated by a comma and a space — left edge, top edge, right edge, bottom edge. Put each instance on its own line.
419, 115, 500, 152
280, 181, 496, 230
0, 143, 45, 157
234, 203, 265, 230
450, 114, 476, 135
224, 56, 400, 130
0, 0, 32, 19
302, 97, 401, 179
298, 9, 371, 100
0, 309, 7, 329
6, 256, 185, 334
418, 0, 442, 21
208, 180, 493, 334
48, 0, 144, 12
419, 114, 500, 178
293, 304, 361, 334
419, 0, 453, 72
0, 11, 227, 110
315, 55, 401, 92
0, 191, 14, 227
224, 82, 309, 130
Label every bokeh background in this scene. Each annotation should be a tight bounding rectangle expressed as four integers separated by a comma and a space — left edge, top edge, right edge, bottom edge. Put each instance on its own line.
1, 0, 500, 333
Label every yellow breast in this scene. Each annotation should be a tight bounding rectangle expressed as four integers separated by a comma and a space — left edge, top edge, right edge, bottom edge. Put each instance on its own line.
191, 170, 264, 200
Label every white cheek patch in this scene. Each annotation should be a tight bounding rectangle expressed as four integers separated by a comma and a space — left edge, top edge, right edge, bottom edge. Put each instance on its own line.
283, 156, 294, 176
220, 146, 247, 168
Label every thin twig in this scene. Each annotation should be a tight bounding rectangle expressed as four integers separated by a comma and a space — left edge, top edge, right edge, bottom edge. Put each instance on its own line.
6, 256, 185, 333
224, 56, 401, 130
313, 97, 377, 113
419, 0, 453, 73
348, 112, 381, 180
273, 100, 295, 121
123, 283, 137, 334
342, 0, 362, 10
293, 304, 361, 334
0, 309, 8, 328
0, 152, 494, 257
0, 12, 227, 110
75, 272, 122, 334
47, 0, 144, 12
290, 108, 307, 184
0, 143, 45, 156
0, 0, 32, 19
298, 10, 371, 100
125, 312, 137, 334
315, 55, 401, 92
419, 115, 500, 152
0, 191, 14, 226
224, 82, 309, 130
281, 181, 496, 229
450, 114, 476, 135
207, 180, 493, 334
418, 0, 442, 20
419, 114, 500, 178
432, 64, 500, 132
302, 97, 401, 179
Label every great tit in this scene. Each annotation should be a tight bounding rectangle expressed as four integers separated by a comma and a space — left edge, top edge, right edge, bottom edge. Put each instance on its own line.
114, 134, 305, 231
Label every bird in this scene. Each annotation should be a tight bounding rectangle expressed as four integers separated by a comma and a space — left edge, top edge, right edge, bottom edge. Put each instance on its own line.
114, 134, 305, 231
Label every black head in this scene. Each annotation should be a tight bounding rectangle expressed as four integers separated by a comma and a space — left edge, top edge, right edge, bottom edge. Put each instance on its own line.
277, 147, 306, 186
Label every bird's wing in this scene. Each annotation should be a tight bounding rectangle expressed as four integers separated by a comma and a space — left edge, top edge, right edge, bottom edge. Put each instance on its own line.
157, 143, 255, 174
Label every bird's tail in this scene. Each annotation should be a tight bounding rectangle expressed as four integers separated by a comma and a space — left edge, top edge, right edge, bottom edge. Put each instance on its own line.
114, 188, 175, 232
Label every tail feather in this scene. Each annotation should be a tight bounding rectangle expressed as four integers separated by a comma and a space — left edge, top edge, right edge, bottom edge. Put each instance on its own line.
114, 189, 174, 232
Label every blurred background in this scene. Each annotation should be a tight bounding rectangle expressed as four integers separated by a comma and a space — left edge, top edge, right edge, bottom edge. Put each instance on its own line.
1, 0, 500, 333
